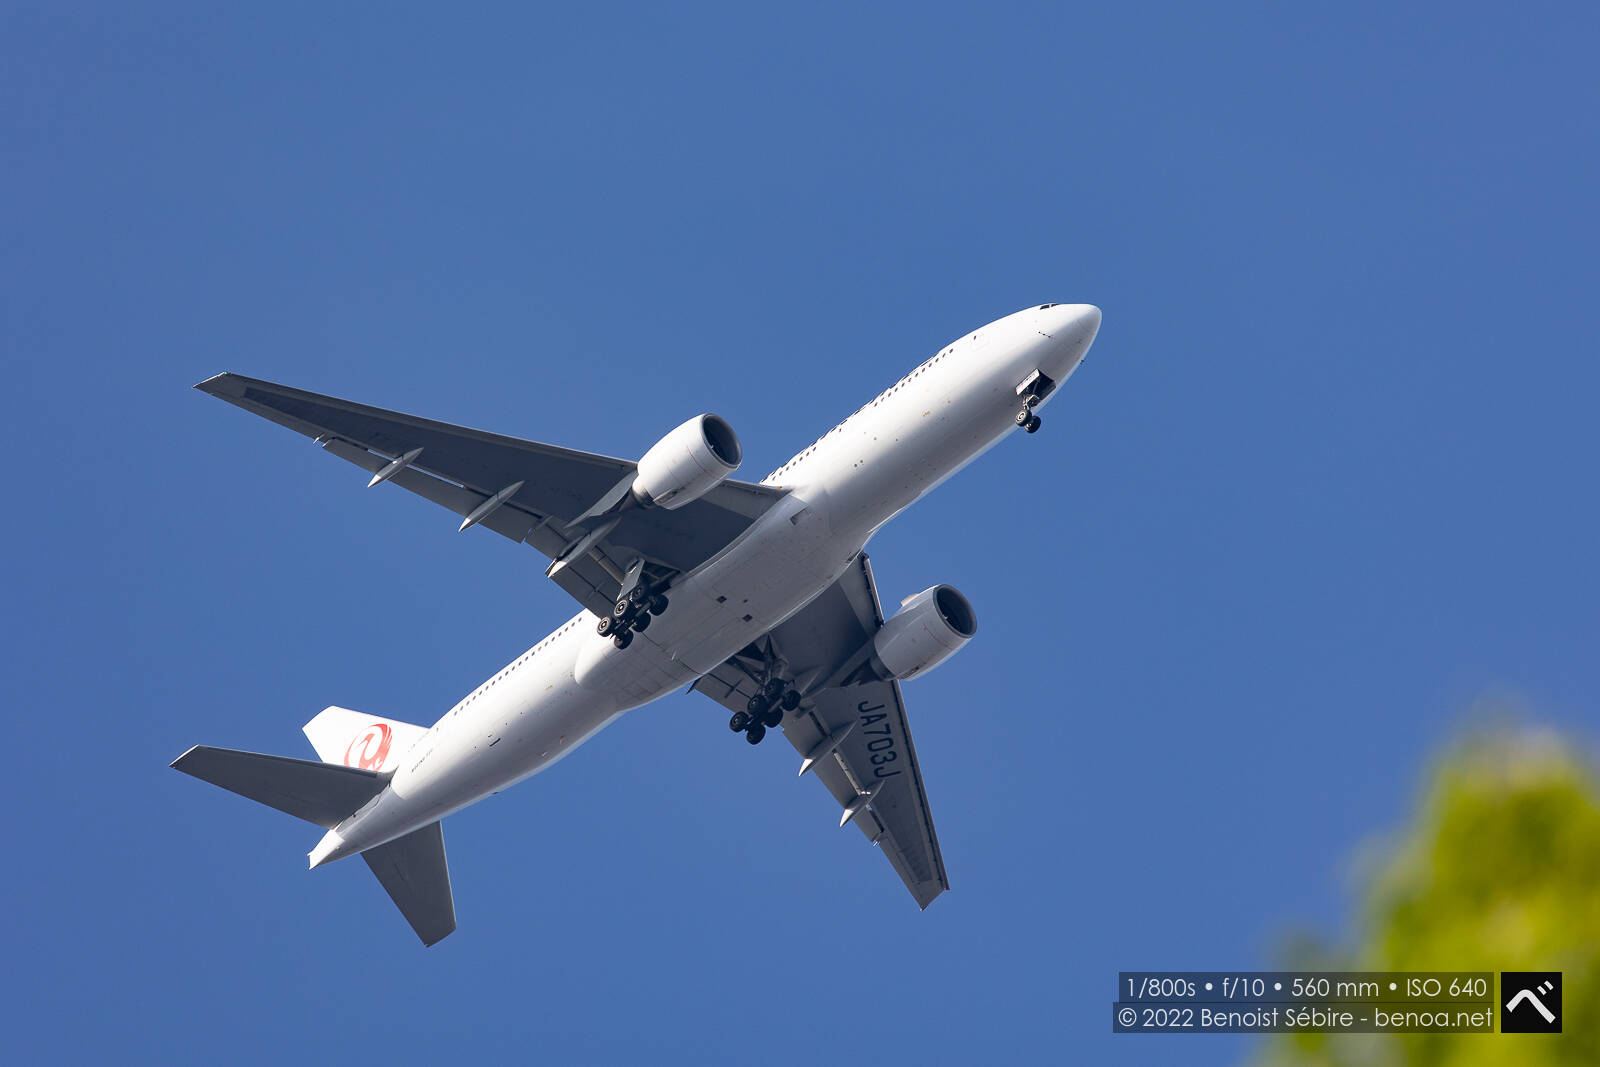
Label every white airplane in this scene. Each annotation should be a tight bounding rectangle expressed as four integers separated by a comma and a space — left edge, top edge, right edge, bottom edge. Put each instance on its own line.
174, 303, 1102, 945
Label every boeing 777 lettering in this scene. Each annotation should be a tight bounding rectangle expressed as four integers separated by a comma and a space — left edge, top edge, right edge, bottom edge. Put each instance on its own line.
173, 303, 1103, 945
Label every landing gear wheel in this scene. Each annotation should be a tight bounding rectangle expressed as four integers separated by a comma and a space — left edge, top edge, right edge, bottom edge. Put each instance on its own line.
649, 594, 668, 615
762, 707, 783, 729
632, 611, 651, 632
729, 711, 750, 732
596, 616, 614, 637
746, 723, 766, 745
1016, 408, 1032, 427
612, 599, 631, 619
747, 693, 770, 715
628, 585, 650, 607
763, 678, 785, 699
781, 689, 801, 711
1024, 414, 1042, 434
613, 630, 633, 649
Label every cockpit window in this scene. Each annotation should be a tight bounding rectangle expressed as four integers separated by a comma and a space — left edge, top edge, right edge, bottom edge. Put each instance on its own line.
1038, 303, 1059, 310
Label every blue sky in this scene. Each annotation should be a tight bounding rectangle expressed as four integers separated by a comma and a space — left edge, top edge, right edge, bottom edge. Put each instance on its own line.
4, 3, 1596, 1063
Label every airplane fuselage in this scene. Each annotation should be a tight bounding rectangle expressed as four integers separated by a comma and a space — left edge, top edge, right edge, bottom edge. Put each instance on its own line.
310, 304, 1101, 866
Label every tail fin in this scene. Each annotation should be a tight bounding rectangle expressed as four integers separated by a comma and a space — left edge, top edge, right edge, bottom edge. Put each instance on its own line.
303, 706, 428, 772
363, 821, 456, 946
170, 746, 386, 827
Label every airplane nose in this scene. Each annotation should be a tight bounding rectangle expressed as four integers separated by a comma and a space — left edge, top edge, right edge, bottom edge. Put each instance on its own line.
1039, 303, 1101, 343
1063, 303, 1101, 338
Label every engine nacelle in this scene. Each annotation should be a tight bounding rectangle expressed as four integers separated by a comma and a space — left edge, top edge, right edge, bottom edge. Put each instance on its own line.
631, 414, 743, 510
873, 585, 977, 681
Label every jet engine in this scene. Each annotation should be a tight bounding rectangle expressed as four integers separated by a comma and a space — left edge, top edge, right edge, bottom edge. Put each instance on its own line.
630, 415, 742, 510
873, 585, 977, 681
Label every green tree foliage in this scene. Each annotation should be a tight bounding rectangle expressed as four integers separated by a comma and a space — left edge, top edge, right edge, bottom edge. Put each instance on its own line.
1257, 726, 1600, 1066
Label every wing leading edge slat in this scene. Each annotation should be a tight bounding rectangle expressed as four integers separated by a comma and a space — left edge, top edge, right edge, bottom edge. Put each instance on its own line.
197, 372, 784, 616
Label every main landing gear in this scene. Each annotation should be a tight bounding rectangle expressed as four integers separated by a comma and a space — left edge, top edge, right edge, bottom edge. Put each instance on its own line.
595, 582, 669, 649
727, 676, 802, 745
1015, 393, 1043, 434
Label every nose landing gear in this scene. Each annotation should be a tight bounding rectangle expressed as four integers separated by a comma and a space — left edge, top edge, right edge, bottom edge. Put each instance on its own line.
1016, 393, 1043, 434
1014, 369, 1055, 435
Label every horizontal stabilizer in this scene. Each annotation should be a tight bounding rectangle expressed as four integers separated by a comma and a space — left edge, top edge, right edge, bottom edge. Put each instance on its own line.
362, 821, 456, 947
171, 746, 386, 828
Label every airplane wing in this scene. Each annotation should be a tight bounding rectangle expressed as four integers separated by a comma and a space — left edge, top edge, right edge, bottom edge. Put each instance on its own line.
692, 554, 949, 908
197, 373, 784, 617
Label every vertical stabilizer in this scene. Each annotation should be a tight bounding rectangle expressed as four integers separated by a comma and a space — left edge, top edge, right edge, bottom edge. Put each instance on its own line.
303, 706, 429, 772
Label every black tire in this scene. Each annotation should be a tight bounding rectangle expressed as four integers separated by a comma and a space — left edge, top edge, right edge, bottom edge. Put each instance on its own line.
747, 693, 769, 715
1016, 408, 1030, 426
746, 723, 766, 745
729, 711, 750, 732
649, 594, 668, 615
763, 677, 785, 699
613, 630, 633, 649
612, 599, 631, 619
596, 616, 613, 637
1025, 414, 1042, 434
762, 707, 783, 729
628, 585, 650, 606
632, 611, 651, 632
780, 689, 801, 711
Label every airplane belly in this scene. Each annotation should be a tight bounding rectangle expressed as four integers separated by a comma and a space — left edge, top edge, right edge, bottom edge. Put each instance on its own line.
650, 493, 856, 674
820, 384, 1013, 532
573, 623, 699, 698
390, 629, 625, 811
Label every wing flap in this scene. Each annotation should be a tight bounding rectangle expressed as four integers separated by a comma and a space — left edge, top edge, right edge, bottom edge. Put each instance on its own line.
319, 437, 538, 543
789, 678, 947, 904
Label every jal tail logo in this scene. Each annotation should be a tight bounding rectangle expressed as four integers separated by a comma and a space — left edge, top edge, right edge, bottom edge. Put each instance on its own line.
345, 722, 394, 770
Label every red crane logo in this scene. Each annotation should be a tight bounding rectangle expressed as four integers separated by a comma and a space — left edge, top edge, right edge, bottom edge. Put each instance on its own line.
344, 722, 394, 771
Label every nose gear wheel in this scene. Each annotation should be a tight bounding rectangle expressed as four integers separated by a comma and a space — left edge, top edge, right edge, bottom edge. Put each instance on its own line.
1017, 392, 1043, 434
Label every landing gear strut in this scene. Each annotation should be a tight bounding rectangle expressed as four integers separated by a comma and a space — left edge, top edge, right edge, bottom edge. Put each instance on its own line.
1016, 393, 1043, 434
734, 675, 803, 744
602, 579, 670, 648
1014, 369, 1055, 435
